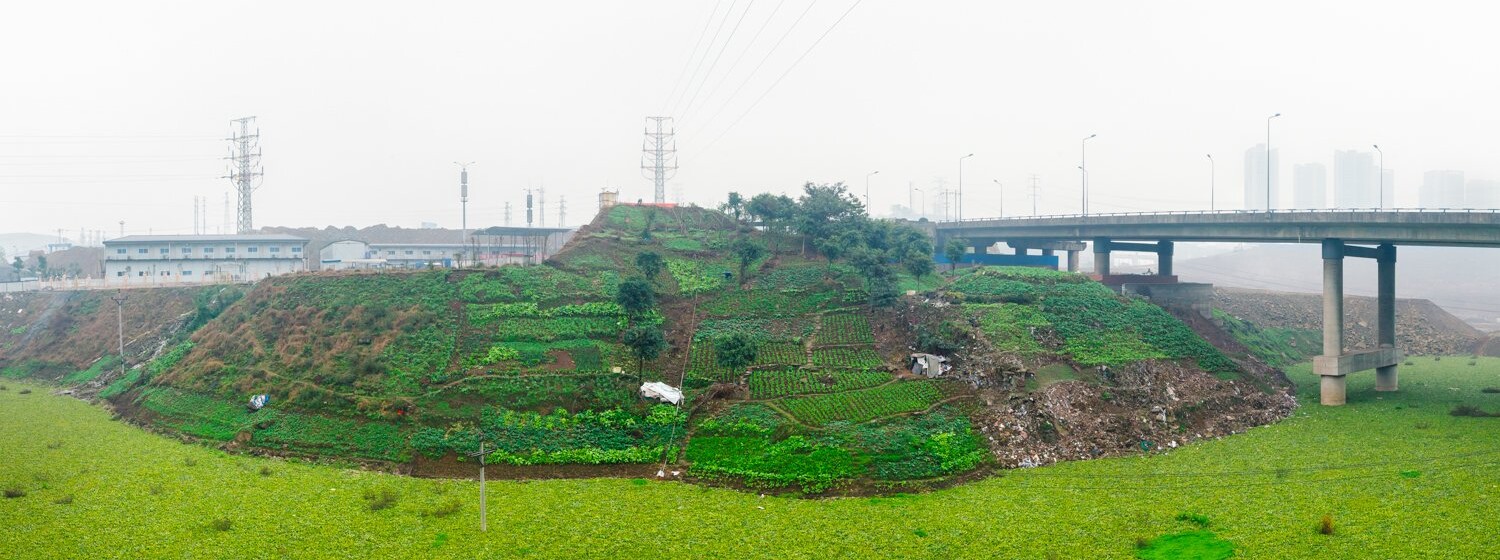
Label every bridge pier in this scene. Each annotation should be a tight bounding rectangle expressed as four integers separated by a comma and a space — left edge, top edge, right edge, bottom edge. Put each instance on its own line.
1067, 250, 1079, 272
1314, 239, 1400, 405
1093, 237, 1111, 275
1157, 241, 1174, 276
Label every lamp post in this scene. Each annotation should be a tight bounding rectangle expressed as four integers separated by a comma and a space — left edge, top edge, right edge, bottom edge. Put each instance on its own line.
958, 154, 974, 222
1207, 154, 1215, 211
453, 161, 475, 266
1266, 113, 1280, 212
864, 170, 880, 211
914, 187, 925, 219
1373, 144, 1384, 209
1081, 134, 1097, 215
992, 179, 1004, 218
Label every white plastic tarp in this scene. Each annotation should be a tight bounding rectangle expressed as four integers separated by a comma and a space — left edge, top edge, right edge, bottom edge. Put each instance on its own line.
639, 382, 683, 405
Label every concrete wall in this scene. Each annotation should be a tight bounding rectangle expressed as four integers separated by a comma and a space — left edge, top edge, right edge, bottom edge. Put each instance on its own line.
1122, 282, 1216, 318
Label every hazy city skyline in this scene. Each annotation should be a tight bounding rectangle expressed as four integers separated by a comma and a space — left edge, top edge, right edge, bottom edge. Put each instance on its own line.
3, 1, 1498, 238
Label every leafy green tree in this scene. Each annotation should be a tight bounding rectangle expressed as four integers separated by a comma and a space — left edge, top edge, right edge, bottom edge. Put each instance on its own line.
634, 251, 664, 284
11, 257, 21, 274
615, 277, 656, 318
943, 238, 969, 271
622, 325, 666, 376
35, 255, 47, 275
794, 182, 864, 256
867, 274, 900, 308
713, 333, 758, 373
730, 238, 765, 284
722, 192, 745, 222
746, 193, 796, 251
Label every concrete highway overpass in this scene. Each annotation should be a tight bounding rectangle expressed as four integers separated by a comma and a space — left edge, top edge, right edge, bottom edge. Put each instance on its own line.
924, 209, 1500, 406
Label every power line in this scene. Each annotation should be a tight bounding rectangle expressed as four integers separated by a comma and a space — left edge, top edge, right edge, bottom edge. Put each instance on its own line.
680, 0, 789, 126
680, 0, 821, 145
677, 0, 759, 124
669, 0, 742, 118
660, 0, 727, 116
689, 0, 863, 161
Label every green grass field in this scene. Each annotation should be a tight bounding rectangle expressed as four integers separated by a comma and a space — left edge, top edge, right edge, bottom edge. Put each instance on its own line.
3, 358, 1500, 558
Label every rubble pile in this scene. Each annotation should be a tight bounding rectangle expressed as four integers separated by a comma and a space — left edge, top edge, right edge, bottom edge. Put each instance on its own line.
1215, 288, 1483, 356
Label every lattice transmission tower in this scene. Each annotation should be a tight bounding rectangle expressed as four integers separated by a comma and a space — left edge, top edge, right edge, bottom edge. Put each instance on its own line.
225, 117, 263, 234
640, 117, 677, 204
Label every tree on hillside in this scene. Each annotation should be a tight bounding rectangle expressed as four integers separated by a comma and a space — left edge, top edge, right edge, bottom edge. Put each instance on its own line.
746, 193, 796, 251
634, 251, 664, 284
616, 277, 656, 317
35, 255, 47, 275
622, 325, 666, 377
943, 238, 968, 271
730, 238, 765, 284
721, 192, 745, 222
794, 183, 865, 256
714, 333, 758, 373
10, 257, 21, 274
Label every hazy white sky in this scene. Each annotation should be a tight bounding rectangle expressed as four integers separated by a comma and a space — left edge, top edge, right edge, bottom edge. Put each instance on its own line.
2, 0, 1497, 238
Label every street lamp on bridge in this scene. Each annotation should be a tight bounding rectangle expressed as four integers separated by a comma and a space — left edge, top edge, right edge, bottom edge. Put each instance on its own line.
958, 153, 974, 221
1207, 154, 1215, 211
864, 170, 880, 211
913, 187, 925, 219
1266, 113, 1281, 212
1081, 134, 1097, 215
992, 179, 1004, 218
1373, 144, 1384, 209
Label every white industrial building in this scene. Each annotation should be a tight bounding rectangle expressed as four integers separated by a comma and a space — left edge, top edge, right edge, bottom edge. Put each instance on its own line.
370, 243, 466, 269
102, 234, 309, 286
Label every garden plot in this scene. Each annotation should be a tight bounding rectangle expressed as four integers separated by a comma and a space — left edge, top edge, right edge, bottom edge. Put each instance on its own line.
779, 380, 947, 426
747, 369, 891, 399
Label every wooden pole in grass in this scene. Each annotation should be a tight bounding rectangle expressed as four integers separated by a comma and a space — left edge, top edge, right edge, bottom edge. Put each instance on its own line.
466, 429, 489, 532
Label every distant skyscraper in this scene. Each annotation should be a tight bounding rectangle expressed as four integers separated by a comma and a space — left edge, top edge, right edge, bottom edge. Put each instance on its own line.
1466, 179, 1500, 209
1333, 150, 1378, 208
1421, 170, 1466, 208
1243, 144, 1280, 210
1292, 163, 1327, 209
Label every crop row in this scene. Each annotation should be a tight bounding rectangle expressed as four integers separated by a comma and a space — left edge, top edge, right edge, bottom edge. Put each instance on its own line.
967, 303, 1051, 356
810, 347, 883, 369
699, 288, 847, 318
814, 313, 875, 346
747, 369, 890, 399
667, 259, 727, 295
491, 316, 624, 342
692, 317, 814, 343
470, 301, 624, 321
779, 381, 946, 426
687, 341, 806, 382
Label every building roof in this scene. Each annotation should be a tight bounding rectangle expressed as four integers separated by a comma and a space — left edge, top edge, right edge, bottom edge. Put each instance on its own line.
471, 226, 573, 236
105, 234, 308, 244
368, 243, 468, 249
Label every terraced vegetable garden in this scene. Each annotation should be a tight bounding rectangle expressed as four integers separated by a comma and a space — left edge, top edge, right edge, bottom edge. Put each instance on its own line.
810, 347, 884, 369
779, 381, 948, 426
687, 341, 806, 382
813, 313, 875, 346
746, 369, 891, 399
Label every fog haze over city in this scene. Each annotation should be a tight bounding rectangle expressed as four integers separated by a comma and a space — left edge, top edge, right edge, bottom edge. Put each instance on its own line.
3, 1, 1497, 237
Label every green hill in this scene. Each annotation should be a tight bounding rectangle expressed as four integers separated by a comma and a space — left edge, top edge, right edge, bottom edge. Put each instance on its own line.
1, 186, 1288, 494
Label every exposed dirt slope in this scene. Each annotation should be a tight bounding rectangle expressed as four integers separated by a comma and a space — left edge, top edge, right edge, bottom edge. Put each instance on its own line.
1214, 287, 1483, 355
0, 288, 208, 379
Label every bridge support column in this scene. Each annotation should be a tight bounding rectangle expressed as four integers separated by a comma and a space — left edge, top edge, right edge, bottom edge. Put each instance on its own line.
1093, 238, 1111, 275
1320, 239, 1346, 406
1066, 250, 1079, 272
1376, 243, 1398, 391
1157, 241, 1174, 276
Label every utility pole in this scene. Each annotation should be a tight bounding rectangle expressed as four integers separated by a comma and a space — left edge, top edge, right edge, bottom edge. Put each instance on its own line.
226, 117, 262, 234
118, 220, 124, 238
454, 162, 474, 266
537, 187, 547, 228
1207, 154, 1216, 211
992, 179, 1004, 218
110, 291, 127, 379
465, 431, 490, 532
558, 195, 566, 228
640, 117, 678, 204
504, 202, 512, 227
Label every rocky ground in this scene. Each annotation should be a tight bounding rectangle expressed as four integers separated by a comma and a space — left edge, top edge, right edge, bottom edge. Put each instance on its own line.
1213, 287, 1485, 356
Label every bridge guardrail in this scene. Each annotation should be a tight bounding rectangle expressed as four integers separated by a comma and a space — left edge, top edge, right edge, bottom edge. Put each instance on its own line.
935, 207, 1500, 224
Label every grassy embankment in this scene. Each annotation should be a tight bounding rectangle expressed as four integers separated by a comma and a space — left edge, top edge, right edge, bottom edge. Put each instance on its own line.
3, 358, 1498, 558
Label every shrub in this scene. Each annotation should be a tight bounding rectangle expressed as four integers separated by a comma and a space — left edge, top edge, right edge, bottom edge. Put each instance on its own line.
258, 465, 274, 477
46, 441, 62, 450
426, 497, 463, 518
53, 494, 73, 505
0, 385, 6, 391
18, 389, 31, 395
210, 518, 233, 532
183, 457, 197, 467
3, 487, 24, 499
1175, 512, 1212, 528
1451, 405, 1498, 418
1319, 514, 1335, 535
365, 487, 399, 511
148, 483, 163, 495
1482, 387, 1500, 394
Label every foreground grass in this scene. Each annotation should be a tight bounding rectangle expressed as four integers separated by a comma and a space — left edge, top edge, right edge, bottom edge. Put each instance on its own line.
2, 359, 1499, 559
